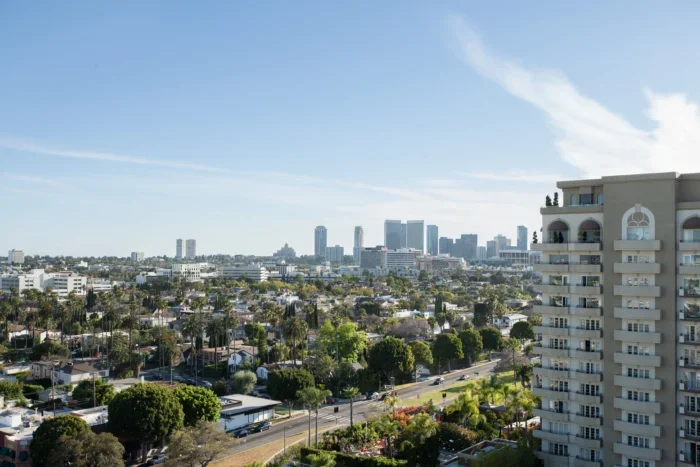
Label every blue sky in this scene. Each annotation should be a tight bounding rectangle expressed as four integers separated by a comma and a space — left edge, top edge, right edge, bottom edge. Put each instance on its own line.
3, 2, 700, 256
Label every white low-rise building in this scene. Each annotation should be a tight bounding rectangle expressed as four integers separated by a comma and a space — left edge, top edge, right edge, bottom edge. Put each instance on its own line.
493, 313, 528, 329
220, 264, 268, 282
218, 395, 281, 432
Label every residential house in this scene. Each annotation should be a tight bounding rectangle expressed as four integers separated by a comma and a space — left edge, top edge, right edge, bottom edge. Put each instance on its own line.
53, 361, 109, 385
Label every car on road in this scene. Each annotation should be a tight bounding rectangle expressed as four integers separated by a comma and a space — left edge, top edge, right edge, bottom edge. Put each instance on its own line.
433, 377, 445, 386
173, 375, 184, 383
417, 375, 430, 382
325, 396, 337, 405
249, 421, 271, 433
368, 392, 379, 400
232, 429, 248, 438
382, 384, 394, 391
458, 374, 469, 381
379, 393, 390, 401
145, 455, 167, 465
198, 380, 212, 389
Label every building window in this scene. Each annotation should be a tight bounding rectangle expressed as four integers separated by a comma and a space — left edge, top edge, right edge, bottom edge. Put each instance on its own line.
626, 212, 651, 240
597, 194, 604, 205
570, 194, 578, 206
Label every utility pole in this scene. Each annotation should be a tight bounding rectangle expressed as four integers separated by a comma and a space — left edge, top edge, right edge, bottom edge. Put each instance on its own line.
51, 365, 55, 415
92, 373, 96, 408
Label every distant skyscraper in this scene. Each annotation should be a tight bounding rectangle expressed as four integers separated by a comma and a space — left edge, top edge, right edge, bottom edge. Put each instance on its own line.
462, 234, 478, 259
517, 225, 528, 251
325, 245, 344, 262
353, 226, 364, 265
8, 249, 24, 265
185, 239, 196, 259
493, 234, 510, 256
406, 220, 424, 253
130, 251, 144, 262
476, 246, 487, 259
400, 223, 408, 248
486, 240, 496, 258
384, 220, 402, 250
314, 226, 327, 257
176, 239, 183, 259
426, 225, 438, 256
439, 237, 454, 256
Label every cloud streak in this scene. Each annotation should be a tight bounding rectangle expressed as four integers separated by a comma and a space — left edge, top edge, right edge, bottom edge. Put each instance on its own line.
450, 15, 700, 178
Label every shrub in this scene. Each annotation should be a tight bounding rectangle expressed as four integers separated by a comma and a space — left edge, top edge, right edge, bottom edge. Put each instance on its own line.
300, 447, 407, 466
438, 423, 479, 451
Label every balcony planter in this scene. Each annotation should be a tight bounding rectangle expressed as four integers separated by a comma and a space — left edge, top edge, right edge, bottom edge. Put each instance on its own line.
681, 334, 686, 343
681, 287, 685, 297
681, 428, 686, 438
681, 381, 686, 390
681, 310, 686, 320
681, 452, 686, 462
681, 404, 685, 414
681, 357, 686, 367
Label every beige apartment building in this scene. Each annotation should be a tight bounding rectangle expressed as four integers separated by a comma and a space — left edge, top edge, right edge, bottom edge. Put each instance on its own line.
531, 172, 700, 467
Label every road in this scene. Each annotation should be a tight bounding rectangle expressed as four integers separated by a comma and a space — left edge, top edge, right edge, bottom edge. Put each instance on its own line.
233, 360, 499, 455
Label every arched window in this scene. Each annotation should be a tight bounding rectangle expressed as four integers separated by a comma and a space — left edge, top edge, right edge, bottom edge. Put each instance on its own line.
578, 219, 602, 243
570, 194, 577, 206
597, 194, 604, 205
547, 220, 569, 243
682, 217, 700, 242
626, 212, 651, 240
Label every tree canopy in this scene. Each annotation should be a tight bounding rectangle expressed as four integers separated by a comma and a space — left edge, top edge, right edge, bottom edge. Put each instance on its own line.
167, 421, 237, 467
173, 386, 222, 427
30, 415, 90, 466
231, 370, 257, 395
317, 319, 367, 362
266, 369, 315, 411
31, 341, 70, 361
408, 341, 433, 366
47, 431, 125, 467
108, 384, 184, 445
432, 333, 464, 371
479, 328, 504, 352
72, 378, 116, 407
367, 336, 415, 382
510, 321, 535, 344
458, 329, 484, 365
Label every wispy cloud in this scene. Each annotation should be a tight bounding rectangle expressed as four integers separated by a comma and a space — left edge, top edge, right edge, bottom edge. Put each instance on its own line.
1, 172, 62, 187
449, 15, 700, 178
462, 170, 564, 183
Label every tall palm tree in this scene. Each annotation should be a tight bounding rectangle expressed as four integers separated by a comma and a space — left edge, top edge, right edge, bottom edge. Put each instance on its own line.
282, 317, 307, 365
155, 298, 169, 368
372, 415, 399, 458
297, 387, 331, 447
205, 317, 225, 368
343, 387, 360, 427
182, 312, 204, 382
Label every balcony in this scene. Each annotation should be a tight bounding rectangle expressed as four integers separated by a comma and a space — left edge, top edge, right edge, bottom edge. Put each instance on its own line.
532, 386, 570, 400
569, 306, 603, 317
614, 285, 661, 297
530, 242, 569, 252
680, 264, 700, 275
533, 325, 569, 337
569, 264, 602, 273
573, 457, 601, 467
680, 358, 700, 369
614, 239, 662, 251
680, 288, 700, 298
574, 370, 602, 383
533, 366, 570, 379
614, 397, 661, 414
613, 329, 662, 344
569, 434, 601, 448
571, 391, 602, 404
613, 442, 661, 461
568, 242, 601, 252
614, 307, 661, 320
532, 346, 569, 358
613, 374, 662, 391
613, 419, 662, 437
535, 450, 570, 465
680, 381, 700, 393
533, 429, 569, 444
681, 333, 700, 345
680, 428, 700, 442
537, 284, 570, 295
569, 413, 602, 426
570, 284, 602, 295
533, 263, 569, 273
681, 309, 700, 320
569, 349, 603, 361
614, 262, 661, 274
570, 327, 602, 338
680, 240, 700, 252
614, 352, 661, 367
532, 304, 569, 315
534, 407, 569, 422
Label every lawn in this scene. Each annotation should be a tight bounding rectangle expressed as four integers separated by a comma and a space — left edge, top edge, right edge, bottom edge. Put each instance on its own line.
405, 371, 519, 406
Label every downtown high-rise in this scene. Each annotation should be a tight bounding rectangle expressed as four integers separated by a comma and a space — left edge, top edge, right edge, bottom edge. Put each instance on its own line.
384, 220, 402, 250
176, 239, 183, 259
532, 172, 700, 467
354, 226, 364, 265
314, 226, 327, 257
518, 225, 528, 251
185, 239, 196, 259
406, 220, 424, 253
427, 225, 439, 256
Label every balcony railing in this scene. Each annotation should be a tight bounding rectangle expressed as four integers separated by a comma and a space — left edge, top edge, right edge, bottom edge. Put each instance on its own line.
681, 309, 700, 320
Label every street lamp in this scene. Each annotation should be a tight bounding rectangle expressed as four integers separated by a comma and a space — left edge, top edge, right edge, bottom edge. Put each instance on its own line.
283, 426, 288, 455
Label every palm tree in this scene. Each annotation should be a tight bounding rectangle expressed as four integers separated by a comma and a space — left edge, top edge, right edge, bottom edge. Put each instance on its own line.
297, 387, 331, 447
182, 312, 204, 382
343, 387, 361, 427
446, 392, 486, 428
205, 317, 226, 369
384, 394, 401, 417
282, 317, 307, 365
372, 415, 399, 458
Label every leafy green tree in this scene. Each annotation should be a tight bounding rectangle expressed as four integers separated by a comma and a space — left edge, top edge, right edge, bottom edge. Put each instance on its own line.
472, 303, 490, 328
408, 340, 433, 366
109, 384, 184, 461
266, 368, 314, 415
317, 319, 367, 362
445, 392, 485, 428
30, 414, 90, 466
458, 329, 483, 365
432, 333, 463, 372
397, 413, 440, 466
31, 341, 69, 361
510, 321, 535, 344
167, 421, 237, 467
212, 380, 227, 397
72, 378, 116, 407
0, 381, 23, 399
231, 370, 257, 395
367, 336, 415, 384
303, 351, 335, 387
173, 385, 222, 427
473, 445, 540, 467
47, 431, 125, 467
479, 327, 504, 352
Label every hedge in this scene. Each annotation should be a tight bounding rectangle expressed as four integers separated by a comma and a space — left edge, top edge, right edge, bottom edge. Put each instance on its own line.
300, 447, 407, 466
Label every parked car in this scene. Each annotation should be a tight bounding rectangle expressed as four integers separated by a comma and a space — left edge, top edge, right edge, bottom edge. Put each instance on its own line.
369, 392, 379, 400
232, 429, 248, 438
458, 374, 469, 381
325, 397, 336, 405
379, 393, 389, 401
173, 375, 184, 383
145, 455, 167, 466
433, 377, 445, 386
250, 421, 271, 433
198, 380, 212, 389
382, 384, 394, 391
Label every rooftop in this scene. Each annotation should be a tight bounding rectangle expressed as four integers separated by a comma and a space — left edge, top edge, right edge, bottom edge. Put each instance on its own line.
219, 394, 281, 417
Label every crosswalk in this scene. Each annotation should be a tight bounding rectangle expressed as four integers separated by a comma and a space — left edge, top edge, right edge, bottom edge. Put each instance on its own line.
316, 411, 350, 424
